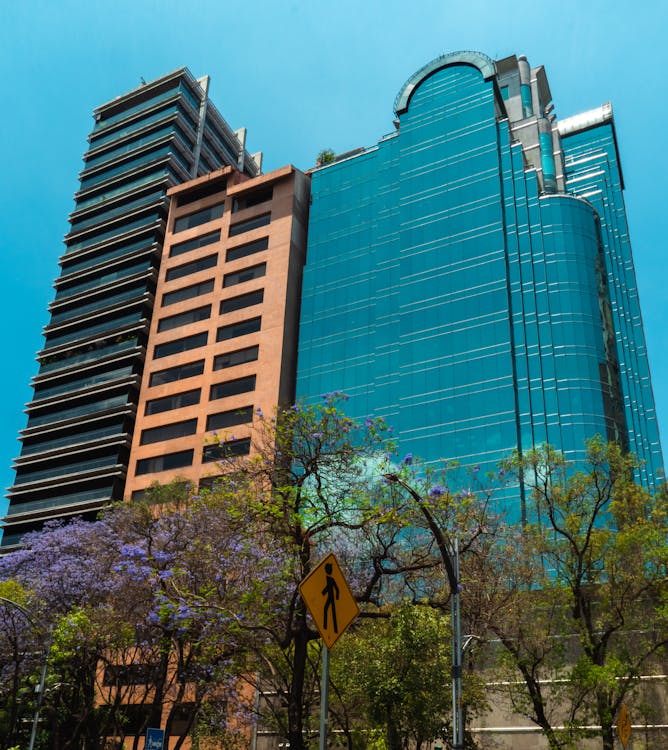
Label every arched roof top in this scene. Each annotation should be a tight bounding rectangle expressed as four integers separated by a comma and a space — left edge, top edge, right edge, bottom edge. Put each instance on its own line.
393, 51, 497, 115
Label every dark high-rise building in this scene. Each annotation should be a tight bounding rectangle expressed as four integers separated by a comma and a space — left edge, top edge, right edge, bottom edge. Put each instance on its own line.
2, 70, 260, 548
296, 51, 663, 518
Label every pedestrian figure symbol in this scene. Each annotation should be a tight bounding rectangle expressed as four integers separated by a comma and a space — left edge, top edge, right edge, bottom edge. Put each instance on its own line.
322, 562, 340, 632
299, 553, 360, 648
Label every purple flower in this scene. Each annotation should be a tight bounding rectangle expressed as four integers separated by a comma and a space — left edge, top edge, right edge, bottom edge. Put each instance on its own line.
402, 453, 413, 466
428, 485, 446, 498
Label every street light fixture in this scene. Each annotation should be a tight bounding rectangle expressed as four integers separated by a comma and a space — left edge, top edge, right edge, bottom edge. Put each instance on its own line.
0, 597, 50, 750
382, 474, 465, 750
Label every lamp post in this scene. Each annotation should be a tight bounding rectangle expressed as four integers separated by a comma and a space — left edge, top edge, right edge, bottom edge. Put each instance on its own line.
383, 474, 464, 750
0, 597, 49, 750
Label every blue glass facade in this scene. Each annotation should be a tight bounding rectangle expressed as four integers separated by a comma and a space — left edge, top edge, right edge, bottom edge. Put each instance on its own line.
297, 52, 663, 516
559, 112, 663, 487
3, 70, 259, 548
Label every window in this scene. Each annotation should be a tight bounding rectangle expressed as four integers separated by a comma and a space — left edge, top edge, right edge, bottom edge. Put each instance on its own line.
202, 438, 251, 462
166, 254, 217, 282
220, 289, 264, 314
228, 212, 271, 237
173, 203, 224, 233
226, 236, 269, 263
153, 332, 207, 359
170, 703, 197, 736
169, 230, 220, 258
210, 375, 256, 401
223, 263, 266, 288
135, 449, 194, 475
232, 188, 273, 212
140, 418, 198, 445
198, 475, 222, 492
145, 388, 200, 415
149, 359, 204, 386
213, 345, 259, 371
103, 663, 159, 687
217, 317, 261, 342
206, 405, 254, 431
162, 279, 214, 307
177, 178, 226, 206
157, 305, 211, 333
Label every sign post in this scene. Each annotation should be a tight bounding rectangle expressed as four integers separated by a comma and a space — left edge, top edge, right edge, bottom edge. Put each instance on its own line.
299, 553, 360, 749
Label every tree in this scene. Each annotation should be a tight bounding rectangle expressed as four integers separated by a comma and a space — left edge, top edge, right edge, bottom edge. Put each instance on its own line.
316, 149, 335, 166
0, 494, 277, 750
492, 439, 668, 750
330, 602, 451, 750
203, 394, 399, 750
0, 399, 502, 750
0, 517, 126, 750
0, 580, 43, 750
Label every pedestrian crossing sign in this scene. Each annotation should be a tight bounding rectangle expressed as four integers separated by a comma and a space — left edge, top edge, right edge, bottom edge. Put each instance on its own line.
299, 553, 360, 648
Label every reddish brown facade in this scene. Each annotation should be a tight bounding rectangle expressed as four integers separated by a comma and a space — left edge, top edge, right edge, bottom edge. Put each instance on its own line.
125, 164, 310, 497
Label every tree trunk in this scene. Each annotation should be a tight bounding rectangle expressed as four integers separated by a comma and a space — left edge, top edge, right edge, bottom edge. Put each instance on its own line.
385, 713, 401, 750
287, 619, 310, 750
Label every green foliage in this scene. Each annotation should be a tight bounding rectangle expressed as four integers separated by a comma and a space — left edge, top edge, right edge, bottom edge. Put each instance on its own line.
331, 603, 451, 750
140, 477, 191, 507
316, 148, 336, 166
492, 438, 668, 750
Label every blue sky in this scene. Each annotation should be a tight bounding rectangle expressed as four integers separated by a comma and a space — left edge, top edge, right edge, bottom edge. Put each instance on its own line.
1, 0, 666, 516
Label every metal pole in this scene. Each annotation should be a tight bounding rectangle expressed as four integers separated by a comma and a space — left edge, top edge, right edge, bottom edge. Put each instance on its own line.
381, 477, 465, 750
28, 646, 49, 750
452, 538, 463, 750
319, 644, 330, 750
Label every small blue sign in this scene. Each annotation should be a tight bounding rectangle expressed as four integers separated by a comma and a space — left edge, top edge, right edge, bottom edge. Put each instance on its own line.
146, 728, 165, 750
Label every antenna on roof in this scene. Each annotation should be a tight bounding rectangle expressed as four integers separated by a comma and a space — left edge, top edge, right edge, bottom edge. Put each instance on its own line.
140, 77, 146, 85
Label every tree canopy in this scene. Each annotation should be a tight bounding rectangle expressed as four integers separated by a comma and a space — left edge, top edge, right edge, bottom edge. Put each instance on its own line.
0, 402, 665, 750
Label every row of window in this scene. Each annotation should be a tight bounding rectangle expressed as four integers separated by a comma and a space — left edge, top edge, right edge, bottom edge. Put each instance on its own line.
171, 186, 272, 235
165, 255, 266, 286
153, 315, 261, 359
144, 374, 257, 416
148, 345, 258, 386
139, 404, 254, 445
156, 288, 263, 333
164, 237, 268, 296
172, 200, 271, 237
135, 437, 251, 475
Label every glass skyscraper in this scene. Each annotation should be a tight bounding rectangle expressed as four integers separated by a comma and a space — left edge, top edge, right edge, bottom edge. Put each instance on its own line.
297, 51, 663, 517
2, 69, 259, 548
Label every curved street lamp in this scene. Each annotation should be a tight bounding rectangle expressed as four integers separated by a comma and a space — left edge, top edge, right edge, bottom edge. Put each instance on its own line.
382, 474, 464, 750
0, 597, 50, 750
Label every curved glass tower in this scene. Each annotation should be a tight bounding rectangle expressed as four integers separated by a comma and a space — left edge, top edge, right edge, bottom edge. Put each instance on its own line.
297, 52, 663, 518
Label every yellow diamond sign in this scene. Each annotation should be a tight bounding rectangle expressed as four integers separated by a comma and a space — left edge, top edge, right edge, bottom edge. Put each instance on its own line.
299, 553, 360, 648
